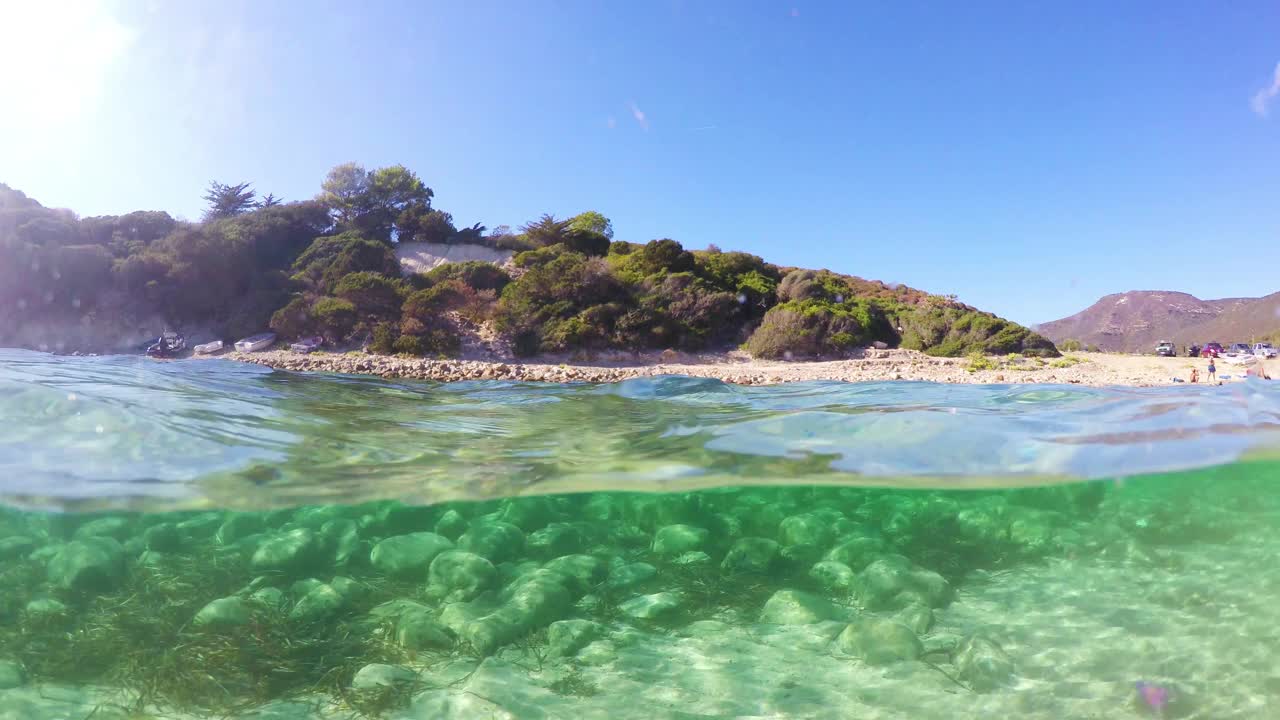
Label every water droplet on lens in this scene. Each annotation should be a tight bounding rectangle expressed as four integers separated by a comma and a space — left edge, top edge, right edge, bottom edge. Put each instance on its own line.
835, 294, 844, 303
737, 294, 747, 304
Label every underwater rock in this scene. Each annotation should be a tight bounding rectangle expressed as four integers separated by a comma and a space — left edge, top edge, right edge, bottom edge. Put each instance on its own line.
351, 663, 418, 690
136, 549, 168, 568
606, 562, 657, 591
216, 513, 267, 545
893, 602, 934, 635
27, 544, 60, 564
780, 543, 824, 569
575, 639, 617, 666
465, 573, 574, 655
250, 528, 323, 574
835, 617, 923, 665
330, 575, 365, 602
0, 536, 35, 560
674, 550, 712, 566
824, 537, 887, 572
249, 587, 286, 610
542, 554, 607, 595
291, 505, 357, 530
320, 518, 362, 566
434, 509, 469, 540
721, 537, 780, 574
290, 583, 349, 623
427, 551, 498, 602
380, 503, 439, 536
498, 496, 562, 532
627, 494, 696, 531
290, 578, 326, 598
758, 589, 842, 625
526, 523, 587, 560
954, 635, 1015, 692
619, 591, 684, 620
47, 537, 125, 591
609, 523, 651, 548
368, 598, 433, 623
193, 597, 251, 630
396, 610, 456, 650
24, 598, 67, 618
457, 522, 526, 564
548, 619, 604, 658
809, 560, 856, 594
0, 660, 25, 689
857, 555, 952, 610
72, 516, 133, 541
1008, 511, 1057, 556
778, 514, 835, 549
174, 512, 224, 540
370, 532, 454, 578
652, 524, 710, 557
141, 523, 183, 552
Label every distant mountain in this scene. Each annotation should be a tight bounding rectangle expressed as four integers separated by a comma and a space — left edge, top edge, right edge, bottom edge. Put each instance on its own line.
1037, 291, 1279, 352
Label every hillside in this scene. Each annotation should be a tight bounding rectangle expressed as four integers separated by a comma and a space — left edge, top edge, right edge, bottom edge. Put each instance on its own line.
0, 166, 1058, 360
1038, 290, 1278, 352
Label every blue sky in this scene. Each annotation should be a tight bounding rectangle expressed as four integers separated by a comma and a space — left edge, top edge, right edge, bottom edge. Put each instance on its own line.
2, 1, 1279, 325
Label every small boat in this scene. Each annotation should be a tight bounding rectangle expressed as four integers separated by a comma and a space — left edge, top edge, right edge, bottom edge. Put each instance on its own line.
193, 340, 225, 355
146, 331, 185, 358
289, 336, 324, 353
233, 333, 276, 353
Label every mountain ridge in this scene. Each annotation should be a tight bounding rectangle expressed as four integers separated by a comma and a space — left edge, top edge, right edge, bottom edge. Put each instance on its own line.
1038, 290, 1280, 352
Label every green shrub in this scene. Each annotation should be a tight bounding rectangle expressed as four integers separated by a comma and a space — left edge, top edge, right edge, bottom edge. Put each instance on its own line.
369, 322, 398, 354
311, 296, 357, 341
334, 271, 405, 319
965, 351, 996, 372
393, 327, 460, 357
1059, 339, 1082, 352
269, 296, 313, 338
418, 261, 510, 292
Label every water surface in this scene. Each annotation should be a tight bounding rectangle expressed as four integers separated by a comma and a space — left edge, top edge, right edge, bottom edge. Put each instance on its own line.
0, 349, 1276, 719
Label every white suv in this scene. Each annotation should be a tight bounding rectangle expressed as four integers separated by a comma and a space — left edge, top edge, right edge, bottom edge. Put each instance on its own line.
1253, 343, 1278, 358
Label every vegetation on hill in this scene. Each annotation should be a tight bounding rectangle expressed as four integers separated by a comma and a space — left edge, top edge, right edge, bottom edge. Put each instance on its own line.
0, 165, 1058, 359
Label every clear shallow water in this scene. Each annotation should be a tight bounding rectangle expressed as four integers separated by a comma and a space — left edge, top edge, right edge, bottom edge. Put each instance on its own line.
2, 348, 1279, 511
0, 349, 1278, 719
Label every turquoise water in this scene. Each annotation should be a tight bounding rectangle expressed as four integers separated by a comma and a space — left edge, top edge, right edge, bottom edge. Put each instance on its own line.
0, 348, 1278, 718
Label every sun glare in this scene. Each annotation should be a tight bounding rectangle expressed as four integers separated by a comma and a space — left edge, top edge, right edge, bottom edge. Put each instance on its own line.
0, 0, 134, 129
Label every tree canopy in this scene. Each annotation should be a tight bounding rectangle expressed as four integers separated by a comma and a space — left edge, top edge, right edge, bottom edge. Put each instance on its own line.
0, 171, 1059, 361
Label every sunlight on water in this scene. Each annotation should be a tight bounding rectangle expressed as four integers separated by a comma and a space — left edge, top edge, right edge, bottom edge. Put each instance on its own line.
0, 350, 1278, 719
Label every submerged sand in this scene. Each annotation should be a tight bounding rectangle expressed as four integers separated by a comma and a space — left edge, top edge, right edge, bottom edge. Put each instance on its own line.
220, 348, 1276, 388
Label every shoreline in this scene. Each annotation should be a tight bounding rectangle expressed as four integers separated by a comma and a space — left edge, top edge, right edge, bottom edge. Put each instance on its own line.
219, 348, 1272, 387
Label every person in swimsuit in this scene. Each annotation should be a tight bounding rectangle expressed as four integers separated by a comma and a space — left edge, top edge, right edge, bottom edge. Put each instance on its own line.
1207, 358, 1216, 382
1190, 368, 1199, 383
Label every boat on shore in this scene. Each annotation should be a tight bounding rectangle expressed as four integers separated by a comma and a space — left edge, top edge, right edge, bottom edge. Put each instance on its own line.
233, 333, 276, 353
289, 336, 324, 353
145, 332, 185, 358
193, 340, 225, 355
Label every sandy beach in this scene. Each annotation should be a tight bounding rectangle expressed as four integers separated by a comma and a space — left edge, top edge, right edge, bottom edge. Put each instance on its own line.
221, 348, 1276, 387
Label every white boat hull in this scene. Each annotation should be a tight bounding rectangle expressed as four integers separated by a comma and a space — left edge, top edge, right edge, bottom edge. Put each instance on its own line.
194, 340, 224, 355
234, 334, 276, 353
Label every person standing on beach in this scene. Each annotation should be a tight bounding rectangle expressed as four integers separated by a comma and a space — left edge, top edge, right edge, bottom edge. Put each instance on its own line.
1207, 358, 1216, 382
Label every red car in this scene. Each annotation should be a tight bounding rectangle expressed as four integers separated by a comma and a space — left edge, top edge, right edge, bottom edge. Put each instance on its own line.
1201, 342, 1223, 358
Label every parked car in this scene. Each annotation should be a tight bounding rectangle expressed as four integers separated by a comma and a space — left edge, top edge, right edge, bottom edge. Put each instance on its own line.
1228, 343, 1253, 356
1155, 341, 1176, 357
1254, 343, 1279, 358
1201, 342, 1223, 358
